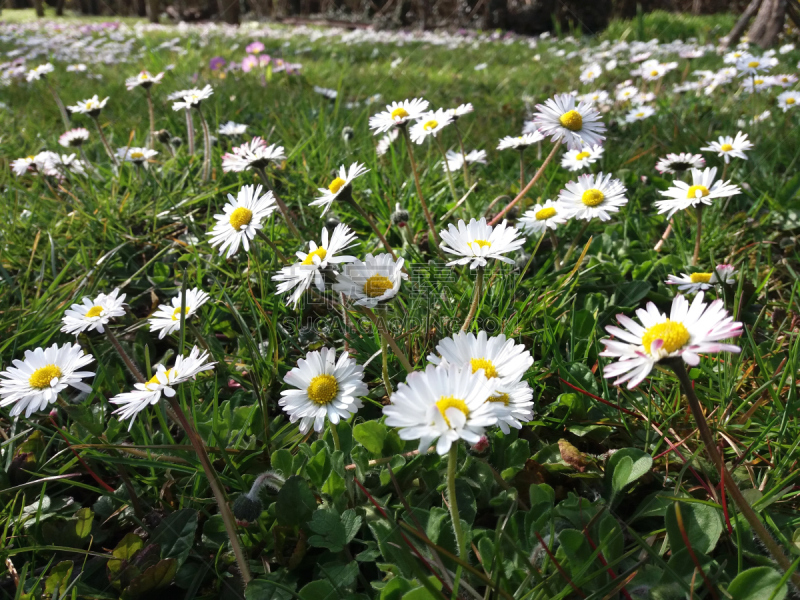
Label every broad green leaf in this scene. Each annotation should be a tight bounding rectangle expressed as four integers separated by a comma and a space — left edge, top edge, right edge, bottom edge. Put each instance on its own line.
74, 507, 93, 539
150, 508, 198, 566
605, 448, 652, 504
276, 475, 317, 527
727, 567, 787, 600
665, 501, 723, 555
353, 421, 388, 455
44, 561, 73, 596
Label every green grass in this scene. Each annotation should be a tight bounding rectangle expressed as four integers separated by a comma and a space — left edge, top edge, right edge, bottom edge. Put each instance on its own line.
1, 10, 800, 600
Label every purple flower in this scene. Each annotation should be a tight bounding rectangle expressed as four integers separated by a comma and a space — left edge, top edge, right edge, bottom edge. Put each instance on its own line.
209, 56, 226, 71
242, 55, 259, 73
258, 54, 271, 67
246, 41, 265, 54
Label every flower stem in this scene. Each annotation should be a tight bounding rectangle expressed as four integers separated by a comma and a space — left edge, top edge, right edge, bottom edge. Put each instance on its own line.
196, 107, 211, 182
105, 328, 145, 383
47, 82, 70, 130
185, 109, 195, 155
330, 422, 342, 452
692, 205, 703, 266
345, 195, 397, 259
453, 121, 470, 187
561, 220, 590, 266
549, 230, 561, 270
145, 87, 156, 151
435, 137, 460, 206
490, 141, 561, 226
461, 266, 484, 332
93, 117, 118, 167
519, 149, 526, 203
359, 307, 413, 373
256, 229, 289, 263
255, 167, 302, 239
669, 361, 800, 591
400, 126, 439, 245
654, 219, 674, 252
447, 444, 467, 596
376, 312, 392, 399
168, 398, 252, 585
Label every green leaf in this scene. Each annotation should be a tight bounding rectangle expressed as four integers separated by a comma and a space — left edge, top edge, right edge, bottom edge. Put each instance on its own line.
307, 446, 332, 489
380, 577, 415, 600
108, 533, 145, 578
276, 475, 317, 527
308, 509, 347, 552
727, 567, 787, 600
298, 580, 335, 600
121, 559, 177, 599
74, 507, 93, 539
605, 448, 652, 504
246, 576, 296, 600
665, 501, 723, 555
150, 509, 197, 566
598, 513, 623, 565
341, 509, 362, 544
44, 561, 73, 596
271, 449, 295, 478
353, 421, 388, 455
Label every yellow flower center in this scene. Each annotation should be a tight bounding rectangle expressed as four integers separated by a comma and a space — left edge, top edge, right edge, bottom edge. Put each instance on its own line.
650, 70, 659, 76
720, 144, 733, 152
788, 98, 796, 105
423, 120, 439, 131
559, 110, 583, 131
328, 177, 346, 194
641, 320, 690, 355
581, 188, 605, 206
27, 155, 35, 160
535, 207, 557, 221
488, 392, 510, 406
575, 151, 591, 160
301, 247, 328, 266
747, 61, 759, 68
85, 305, 104, 318
754, 79, 764, 85
390, 107, 409, 120
146, 368, 175, 389
436, 395, 470, 427
363, 274, 394, 298
690, 272, 713, 283
470, 357, 498, 379
171, 306, 190, 321
131, 151, 144, 160
307, 374, 338, 405
29, 365, 62, 390
686, 185, 710, 199
472, 239, 491, 248
229, 207, 253, 230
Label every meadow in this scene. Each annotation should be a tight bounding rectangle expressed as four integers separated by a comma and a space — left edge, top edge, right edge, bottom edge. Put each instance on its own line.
1, 8, 800, 600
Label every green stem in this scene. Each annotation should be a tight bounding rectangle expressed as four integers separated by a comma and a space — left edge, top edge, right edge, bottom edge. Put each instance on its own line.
447, 444, 467, 596
461, 267, 484, 331
377, 313, 392, 399
453, 121, 470, 186
346, 195, 397, 259
255, 167, 302, 239
400, 125, 439, 245
436, 136, 460, 206
196, 106, 211, 182
93, 116, 117, 167
105, 328, 145, 383
561, 220, 590, 266
185, 109, 195, 155
548, 230, 561, 270
47, 81, 70, 130
330, 422, 342, 452
359, 307, 413, 373
145, 87, 156, 150
256, 228, 289, 263
692, 205, 703, 267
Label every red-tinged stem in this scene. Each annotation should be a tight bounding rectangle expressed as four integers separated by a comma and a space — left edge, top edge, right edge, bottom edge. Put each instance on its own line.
674, 502, 719, 600
50, 416, 115, 493
534, 530, 586, 598
582, 531, 634, 600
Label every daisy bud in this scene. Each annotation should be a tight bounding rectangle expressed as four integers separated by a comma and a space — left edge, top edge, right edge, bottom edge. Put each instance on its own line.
390, 204, 409, 227
324, 215, 341, 230
232, 494, 263, 523
341, 126, 354, 142
155, 129, 172, 143
170, 136, 183, 149
471, 435, 490, 453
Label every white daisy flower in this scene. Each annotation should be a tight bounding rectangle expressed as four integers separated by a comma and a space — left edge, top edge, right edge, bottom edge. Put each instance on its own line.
578, 90, 610, 106
615, 86, 639, 102
332, 253, 407, 308
666, 265, 736, 294
125, 70, 164, 90
149, 288, 211, 339
59, 128, 90, 148
61, 288, 126, 335
68, 95, 109, 117
519, 200, 569, 235
446, 103, 474, 120
0, 343, 94, 418
579, 63, 602, 84
600, 293, 743, 389
171, 84, 213, 111
741, 76, 773, 93
219, 121, 248, 136
117, 147, 158, 165
441, 149, 487, 172
701, 132, 753, 164
497, 132, 544, 151
280, 347, 368, 434
558, 172, 628, 222
26, 63, 54, 82
383, 363, 497, 455
66, 64, 87, 73
427, 330, 533, 391
110, 346, 215, 428
640, 62, 666, 81
221, 137, 285, 173
655, 153, 705, 174
779, 44, 795, 54
208, 184, 277, 258
777, 91, 800, 112
531, 93, 605, 150
310, 162, 369, 215
735, 55, 773, 76
11, 156, 36, 177
369, 98, 430, 134
272, 224, 358, 307
313, 86, 338, 100
655, 167, 740, 218
439, 217, 525, 269
561, 145, 603, 171
376, 129, 399, 156
486, 379, 535, 435
409, 109, 453, 144
772, 74, 798, 88
625, 105, 656, 122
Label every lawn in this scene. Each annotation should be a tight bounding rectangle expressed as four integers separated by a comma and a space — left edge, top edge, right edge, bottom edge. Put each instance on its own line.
1, 9, 799, 600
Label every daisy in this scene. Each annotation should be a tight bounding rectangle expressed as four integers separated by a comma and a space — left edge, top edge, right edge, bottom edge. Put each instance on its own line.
427, 330, 534, 390
655, 153, 705, 174
280, 348, 368, 434
778, 91, 800, 112
11, 156, 36, 177
578, 90, 610, 106
497, 132, 544, 151
332, 253, 407, 308
59, 128, 90, 148
272, 224, 358, 307
615, 85, 639, 102
313, 86, 338, 100
625, 105, 656, 122
369, 98, 430, 134
600, 293, 742, 389
125, 70, 164, 90
640, 62, 666, 81
446, 103, 474, 120
310, 162, 369, 215
221, 137, 285, 172
561, 145, 603, 171
376, 129, 399, 156
26, 63, 54, 82
741, 77, 772, 93
701, 132, 752, 164
666, 265, 736, 293
531, 93, 606, 150
117, 147, 158, 165
441, 149, 487, 172
208, 184, 277, 258
219, 121, 247, 136
0, 343, 94, 418
171, 85, 213, 111
68, 95, 109, 117
61, 288, 126, 335
519, 200, 568, 235
655, 167, 740, 218
409, 109, 453, 144
772, 74, 798, 88
383, 363, 497, 455
486, 379, 535, 435
735, 55, 773, 76
558, 172, 628, 222
149, 288, 211, 339
579, 63, 602, 84
110, 346, 215, 428
439, 218, 525, 269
